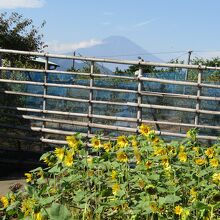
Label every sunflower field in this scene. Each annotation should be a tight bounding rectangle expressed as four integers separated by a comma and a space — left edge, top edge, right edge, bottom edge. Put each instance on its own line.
0, 125, 220, 219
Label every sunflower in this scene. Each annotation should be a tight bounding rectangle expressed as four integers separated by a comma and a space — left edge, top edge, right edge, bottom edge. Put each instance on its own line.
192, 147, 199, 155
138, 180, 145, 189
88, 170, 94, 177
209, 158, 219, 167
145, 161, 153, 169
154, 147, 167, 156
111, 170, 117, 180
161, 156, 169, 168
190, 188, 197, 202
0, 196, 9, 209
91, 137, 101, 149
146, 185, 157, 195
66, 135, 79, 151
134, 148, 141, 164
42, 156, 53, 167
103, 141, 112, 152
10, 194, 16, 203
112, 183, 120, 195
63, 151, 74, 167
205, 148, 215, 158
21, 198, 36, 217
178, 152, 187, 163
174, 205, 183, 215
37, 170, 44, 179
34, 212, 43, 220
24, 173, 32, 183
116, 151, 128, 163
117, 136, 128, 148
54, 147, 65, 160
152, 136, 160, 144
150, 202, 157, 213
139, 124, 151, 136
212, 173, 220, 184
131, 139, 138, 148
195, 158, 207, 166
87, 156, 93, 165
167, 145, 177, 156
179, 145, 185, 152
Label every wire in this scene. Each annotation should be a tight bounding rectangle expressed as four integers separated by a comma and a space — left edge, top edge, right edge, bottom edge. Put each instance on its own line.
168, 52, 188, 61
95, 50, 187, 58
77, 49, 220, 62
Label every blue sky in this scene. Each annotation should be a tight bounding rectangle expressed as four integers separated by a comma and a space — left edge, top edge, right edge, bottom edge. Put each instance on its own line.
1, 0, 220, 61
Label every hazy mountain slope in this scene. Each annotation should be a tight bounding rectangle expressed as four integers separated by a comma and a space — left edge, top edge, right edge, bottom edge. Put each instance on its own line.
50, 36, 161, 71
78, 36, 161, 61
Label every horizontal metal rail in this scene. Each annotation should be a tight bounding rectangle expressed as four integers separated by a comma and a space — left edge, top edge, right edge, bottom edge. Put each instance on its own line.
2, 48, 220, 70
2, 112, 220, 131
0, 99, 220, 115
0, 48, 219, 146
1, 66, 220, 90
0, 66, 136, 80
1, 89, 220, 104
0, 126, 218, 143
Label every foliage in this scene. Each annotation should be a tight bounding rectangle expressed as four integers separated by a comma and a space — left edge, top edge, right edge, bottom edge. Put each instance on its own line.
0, 12, 46, 113
168, 57, 220, 82
82, 64, 101, 74
167, 59, 184, 73
115, 65, 156, 75
1, 126, 220, 219
191, 57, 220, 81
0, 12, 46, 64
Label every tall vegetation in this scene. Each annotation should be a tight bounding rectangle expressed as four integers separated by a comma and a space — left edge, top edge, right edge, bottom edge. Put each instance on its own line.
0, 126, 220, 219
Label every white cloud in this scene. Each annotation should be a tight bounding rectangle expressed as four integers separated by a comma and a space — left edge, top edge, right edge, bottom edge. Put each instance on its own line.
134, 18, 158, 27
0, 0, 45, 9
47, 39, 103, 53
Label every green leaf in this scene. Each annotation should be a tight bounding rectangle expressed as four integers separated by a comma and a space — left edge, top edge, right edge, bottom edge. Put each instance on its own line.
197, 169, 209, 178
194, 202, 210, 210
158, 197, 166, 206
6, 201, 19, 212
39, 195, 58, 206
30, 167, 43, 173
40, 152, 51, 161
48, 164, 61, 173
48, 203, 72, 220
148, 174, 160, 181
73, 190, 86, 203
164, 195, 181, 204
213, 202, 220, 209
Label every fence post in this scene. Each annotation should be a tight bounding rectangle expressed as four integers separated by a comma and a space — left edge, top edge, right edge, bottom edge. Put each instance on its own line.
41, 56, 49, 143
88, 61, 94, 137
0, 48, 2, 78
136, 64, 143, 132
195, 67, 202, 125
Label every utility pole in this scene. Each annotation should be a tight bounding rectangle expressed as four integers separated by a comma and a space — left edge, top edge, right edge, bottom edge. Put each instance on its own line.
72, 51, 76, 70
185, 50, 193, 81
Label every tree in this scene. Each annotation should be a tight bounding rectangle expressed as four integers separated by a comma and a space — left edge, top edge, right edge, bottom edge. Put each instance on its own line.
125, 64, 155, 75
0, 13, 46, 152
167, 58, 184, 72
168, 57, 220, 81
0, 12, 46, 65
191, 57, 220, 81
0, 12, 45, 51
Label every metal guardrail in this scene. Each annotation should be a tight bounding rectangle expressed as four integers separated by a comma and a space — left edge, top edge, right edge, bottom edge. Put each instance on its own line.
0, 49, 219, 146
